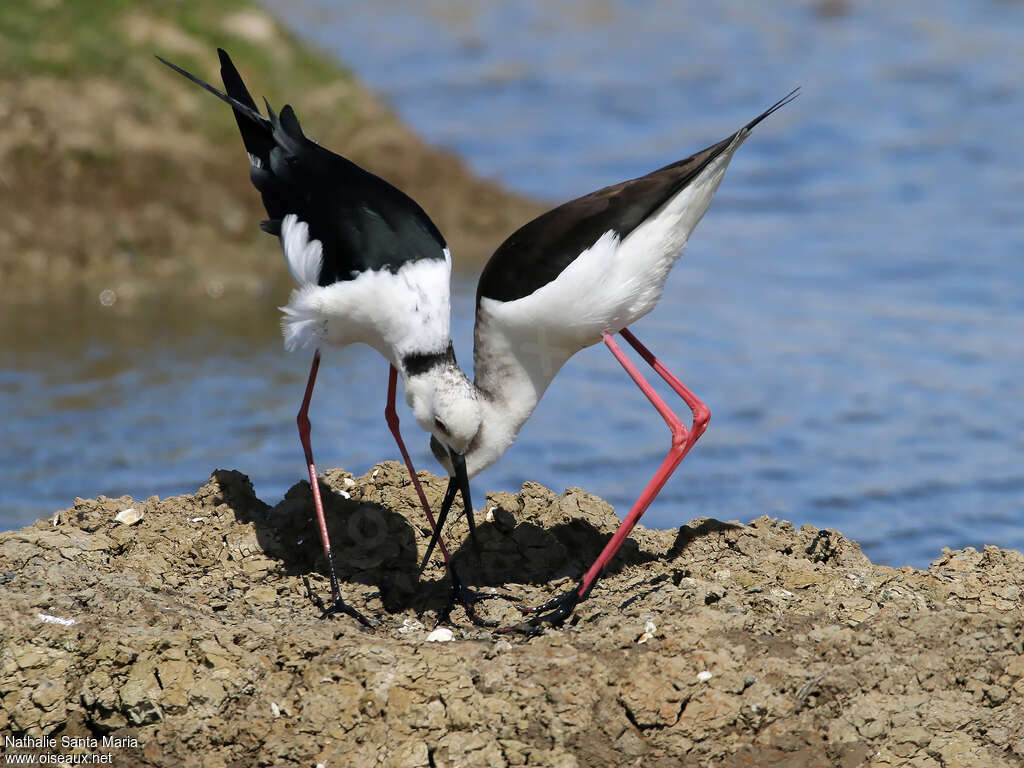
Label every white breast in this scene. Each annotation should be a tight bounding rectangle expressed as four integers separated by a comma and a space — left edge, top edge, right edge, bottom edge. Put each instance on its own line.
481, 136, 744, 355
279, 247, 452, 362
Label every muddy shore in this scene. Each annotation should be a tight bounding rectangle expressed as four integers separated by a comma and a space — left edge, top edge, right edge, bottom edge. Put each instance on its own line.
1, 462, 1022, 767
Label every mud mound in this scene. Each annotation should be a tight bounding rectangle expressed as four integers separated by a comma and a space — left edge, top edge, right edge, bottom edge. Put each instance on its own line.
2, 463, 1023, 767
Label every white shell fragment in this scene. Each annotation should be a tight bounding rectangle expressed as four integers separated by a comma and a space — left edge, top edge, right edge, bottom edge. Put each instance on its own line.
114, 507, 144, 526
37, 613, 76, 626
697, 670, 713, 683
270, 701, 281, 718
637, 618, 658, 644
398, 618, 425, 634
425, 627, 455, 643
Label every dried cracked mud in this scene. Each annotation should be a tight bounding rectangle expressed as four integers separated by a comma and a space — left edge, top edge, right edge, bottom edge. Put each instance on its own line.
2, 462, 1023, 767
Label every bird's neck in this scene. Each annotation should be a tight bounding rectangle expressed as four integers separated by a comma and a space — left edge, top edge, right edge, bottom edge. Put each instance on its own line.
467, 312, 574, 476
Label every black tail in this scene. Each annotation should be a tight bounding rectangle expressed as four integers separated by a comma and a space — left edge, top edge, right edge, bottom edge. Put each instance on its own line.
157, 49, 297, 230
216, 48, 277, 165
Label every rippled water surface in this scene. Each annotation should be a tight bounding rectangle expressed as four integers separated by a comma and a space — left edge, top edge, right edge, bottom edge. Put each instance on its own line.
4, 0, 1023, 567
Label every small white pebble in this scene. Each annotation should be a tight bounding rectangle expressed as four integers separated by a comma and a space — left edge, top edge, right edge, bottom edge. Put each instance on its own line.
337, 490, 351, 500
270, 701, 281, 717
114, 507, 143, 526
316, 763, 326, 768
493, 639, 513, 653
644, 619, 657, 635
343, 477, 355, 487
637, 633, 653, 645
425, 627, 455, 643
50, 510, 61, 527
190, 517, 206, 523
697, 670, 713, 683
371, 469, 380, 480
37, 613, 76, 626
485, 506, 496, 523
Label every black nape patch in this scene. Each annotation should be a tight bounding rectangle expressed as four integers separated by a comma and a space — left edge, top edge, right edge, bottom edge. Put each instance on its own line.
402, 342, 456, 377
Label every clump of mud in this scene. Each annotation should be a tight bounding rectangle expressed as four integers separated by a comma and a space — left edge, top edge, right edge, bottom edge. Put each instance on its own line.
2, 463, 1022, 767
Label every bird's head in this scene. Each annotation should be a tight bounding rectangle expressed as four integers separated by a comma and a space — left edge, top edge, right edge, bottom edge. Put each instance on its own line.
405, 361, 481, 544
404, 359, 481, 459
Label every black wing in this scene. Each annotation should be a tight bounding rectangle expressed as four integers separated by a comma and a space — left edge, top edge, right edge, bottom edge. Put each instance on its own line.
158, 49, 448, 286
477, 89, 798, 305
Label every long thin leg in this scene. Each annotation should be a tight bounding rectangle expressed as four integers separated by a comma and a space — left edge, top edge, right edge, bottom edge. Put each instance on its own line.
503, 327, 709, 633
384, 364, 505, 626
384, 365, 454, 565
298, 349, 375, 627
578, 328, 710, 590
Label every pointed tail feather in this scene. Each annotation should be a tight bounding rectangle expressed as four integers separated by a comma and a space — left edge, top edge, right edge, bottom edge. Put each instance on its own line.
155, 54, 269, 130
743, 87, 800, 134
216, 48, 276, 162
159, 50, 291, 225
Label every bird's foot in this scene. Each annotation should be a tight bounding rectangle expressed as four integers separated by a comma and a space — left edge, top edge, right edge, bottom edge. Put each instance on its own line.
498, 582, 585, 636
320, 595, 379, 628
439, 570, 518, 628
304, 578, 378, 628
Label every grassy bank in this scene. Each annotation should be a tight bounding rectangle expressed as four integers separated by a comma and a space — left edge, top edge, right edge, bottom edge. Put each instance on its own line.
0, 0, 538, 303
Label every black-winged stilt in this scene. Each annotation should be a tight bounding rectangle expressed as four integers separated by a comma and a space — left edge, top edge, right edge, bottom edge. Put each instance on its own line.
158, 50, 484, 626
423, 89, 799, 632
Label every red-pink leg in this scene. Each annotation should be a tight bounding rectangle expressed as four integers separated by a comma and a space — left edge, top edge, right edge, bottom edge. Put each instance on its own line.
384, 364, 504, 626
503, 327, 709, 634
384, 364, 455, 568
576, 329, 709, 594
297, 349, 374, 627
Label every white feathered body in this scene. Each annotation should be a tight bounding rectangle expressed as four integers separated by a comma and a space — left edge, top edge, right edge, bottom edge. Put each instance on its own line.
278, 214, 453, 367
467, 133, 747, 477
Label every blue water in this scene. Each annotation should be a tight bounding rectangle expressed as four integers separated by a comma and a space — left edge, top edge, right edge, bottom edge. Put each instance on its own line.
3, 1, 1023, 568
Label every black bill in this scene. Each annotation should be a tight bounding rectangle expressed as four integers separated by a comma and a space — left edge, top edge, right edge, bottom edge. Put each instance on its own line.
417, 449, 479, 576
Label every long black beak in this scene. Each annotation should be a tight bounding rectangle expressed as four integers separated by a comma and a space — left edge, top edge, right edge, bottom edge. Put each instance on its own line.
450, 450, 480, 555
417, 450, 478, 577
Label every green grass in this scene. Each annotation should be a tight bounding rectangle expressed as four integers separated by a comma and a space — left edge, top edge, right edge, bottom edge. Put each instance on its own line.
0, 0, 355, 145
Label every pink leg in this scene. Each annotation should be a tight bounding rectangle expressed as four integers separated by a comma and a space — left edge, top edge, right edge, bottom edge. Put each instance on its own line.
297, 349, 374, 627
384, 364, 456, 569
503, 327, 709, 634
384, 364, 504, 626
577, 328, 710, 594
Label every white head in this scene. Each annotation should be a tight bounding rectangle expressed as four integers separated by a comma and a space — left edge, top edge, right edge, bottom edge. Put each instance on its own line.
403, 353, 481, 458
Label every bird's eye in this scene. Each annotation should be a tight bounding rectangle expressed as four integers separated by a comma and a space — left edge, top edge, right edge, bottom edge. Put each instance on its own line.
434, 418, 450, 435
